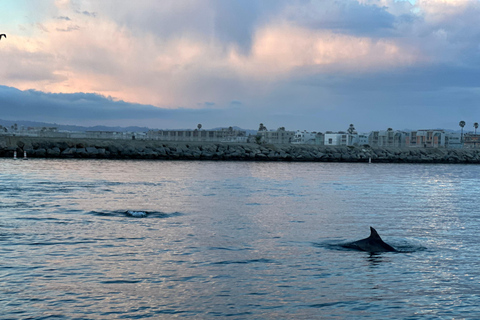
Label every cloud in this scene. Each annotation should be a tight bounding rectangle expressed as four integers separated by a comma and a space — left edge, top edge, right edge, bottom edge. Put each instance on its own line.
76, 10, 96, 17
36, 22, 49, 32
1, 0, 480, 131
282, 0, 398, 37
227, 23, 420, 80
56, 25, 80, 32
0, 85, 256, 129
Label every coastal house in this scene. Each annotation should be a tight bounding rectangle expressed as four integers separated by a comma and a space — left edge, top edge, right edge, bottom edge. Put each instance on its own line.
216, 127, 248, 142
85, 131, 126, 140
464, 133, 480, 148
292, 130, 318, 145
256, 127, 295, 144
356, 134, 369, 146
324, 132, 366, 146
146, 128, 247, 143
406, 130, 446, 148
315, 132, 325, 145
369, 129, 406, 147
444, 132, 462, 148
324, 132, 351, 146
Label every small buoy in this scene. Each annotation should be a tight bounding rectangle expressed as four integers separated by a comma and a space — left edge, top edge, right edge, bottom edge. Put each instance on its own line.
23, 151, 28, 160
13, 151, 17, 160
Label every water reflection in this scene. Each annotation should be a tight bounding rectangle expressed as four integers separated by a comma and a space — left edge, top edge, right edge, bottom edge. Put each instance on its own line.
366, 253, 388, 267
3, 159, 480, 318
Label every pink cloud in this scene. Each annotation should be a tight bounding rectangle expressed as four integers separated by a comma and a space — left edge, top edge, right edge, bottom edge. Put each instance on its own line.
228, 23, 421, 79
0, 0, 477, 112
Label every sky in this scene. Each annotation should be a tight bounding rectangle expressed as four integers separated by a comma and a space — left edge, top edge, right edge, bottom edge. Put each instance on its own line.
0, 0, 480, 132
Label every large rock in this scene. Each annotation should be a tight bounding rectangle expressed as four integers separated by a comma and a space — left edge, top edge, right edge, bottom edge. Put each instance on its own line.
86, 147, 99, 155
61, 148, 77, 157
34, 148, 47, 157
47, 147, 61, 156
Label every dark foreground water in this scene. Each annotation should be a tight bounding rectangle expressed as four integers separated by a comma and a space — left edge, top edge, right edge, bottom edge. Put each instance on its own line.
1, 159, 480, 319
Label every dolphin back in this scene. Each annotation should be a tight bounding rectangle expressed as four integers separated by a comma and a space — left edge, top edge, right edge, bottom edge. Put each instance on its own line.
341, 227, 397, 253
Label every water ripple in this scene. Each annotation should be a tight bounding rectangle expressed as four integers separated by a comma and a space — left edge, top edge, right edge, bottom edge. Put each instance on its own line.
2, 160, 480, 319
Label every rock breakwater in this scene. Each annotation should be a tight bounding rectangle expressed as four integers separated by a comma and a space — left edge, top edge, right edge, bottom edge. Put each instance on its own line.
2, 136, 480, 163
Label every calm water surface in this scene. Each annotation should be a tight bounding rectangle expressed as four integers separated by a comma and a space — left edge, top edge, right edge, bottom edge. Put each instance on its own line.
1, 159, 480, 319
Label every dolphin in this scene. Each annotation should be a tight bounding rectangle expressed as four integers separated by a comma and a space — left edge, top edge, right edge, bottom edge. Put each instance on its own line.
341, 227, 397, 253
126, 210, 147, 217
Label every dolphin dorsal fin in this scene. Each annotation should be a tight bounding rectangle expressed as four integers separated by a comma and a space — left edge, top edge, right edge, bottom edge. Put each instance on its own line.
369, 226, 381, 240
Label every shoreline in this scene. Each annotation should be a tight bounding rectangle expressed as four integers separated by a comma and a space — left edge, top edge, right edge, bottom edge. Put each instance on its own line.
2, 136, 480, 163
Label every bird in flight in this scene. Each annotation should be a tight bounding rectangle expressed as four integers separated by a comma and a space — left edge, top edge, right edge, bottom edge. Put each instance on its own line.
0, 34, 6, 40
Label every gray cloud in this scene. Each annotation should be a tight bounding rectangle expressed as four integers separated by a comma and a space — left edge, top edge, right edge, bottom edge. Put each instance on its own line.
0, 86, 248, 129
56, 25, 80, 32
77, 10, 97, 18
211, 0, 287, 52
284, 0, 399, 37
0, 86, 170, 121
88, 0, 287, 52
36, 22, 49, 32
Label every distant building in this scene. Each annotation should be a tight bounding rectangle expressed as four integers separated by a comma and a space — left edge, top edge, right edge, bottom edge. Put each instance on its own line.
257, 127, 294, 144
464, 133, 480, 148
369, 129, 406, 147
146, 128, 247, 143
324, 132, 367, 146
445, 132, 462, 148
315, 132, 325, 146
324, 132, 352, 146
292, 130, 318, 144
406, 130, 446, 148
356, 134, 369, 146
85, 131, 126, 139
216, 127, 248, 142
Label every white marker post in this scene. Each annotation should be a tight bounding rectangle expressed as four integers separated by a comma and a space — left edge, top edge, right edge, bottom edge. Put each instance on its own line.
23, 151, 28, 160
13, 151, 17, 160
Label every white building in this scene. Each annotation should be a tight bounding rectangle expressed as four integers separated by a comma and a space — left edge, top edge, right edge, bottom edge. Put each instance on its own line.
324, 132, 352, 146
356, 134, 369, 146
324, 132, 365, 146
292, 130, 318, 144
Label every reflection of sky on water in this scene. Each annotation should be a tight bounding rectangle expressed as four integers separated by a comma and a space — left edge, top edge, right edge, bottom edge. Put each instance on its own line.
4, 159, 480, 318
3, 160, 480, 233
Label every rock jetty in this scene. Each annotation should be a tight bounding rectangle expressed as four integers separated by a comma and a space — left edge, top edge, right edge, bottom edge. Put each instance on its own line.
2, 136, 480, 163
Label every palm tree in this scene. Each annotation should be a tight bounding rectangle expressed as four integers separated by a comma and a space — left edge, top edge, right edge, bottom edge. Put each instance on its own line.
459, 120, 466, 144
474, 122, 479, 134
197, 123, 202, 130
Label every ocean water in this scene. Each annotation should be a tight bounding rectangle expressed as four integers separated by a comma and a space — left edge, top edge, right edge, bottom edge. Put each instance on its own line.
1, 159, 480, 319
